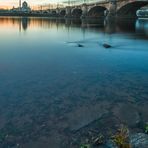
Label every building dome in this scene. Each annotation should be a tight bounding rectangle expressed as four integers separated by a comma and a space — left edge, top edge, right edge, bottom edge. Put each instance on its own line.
21, 1, 31, 12
22, 1, 28, 8
11, 0, 31, 12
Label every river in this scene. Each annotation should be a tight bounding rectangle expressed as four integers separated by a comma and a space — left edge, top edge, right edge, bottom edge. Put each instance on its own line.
0, 17, 148, 148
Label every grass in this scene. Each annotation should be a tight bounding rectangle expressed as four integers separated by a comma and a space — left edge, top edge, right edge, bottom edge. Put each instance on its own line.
112, 125, 131, 148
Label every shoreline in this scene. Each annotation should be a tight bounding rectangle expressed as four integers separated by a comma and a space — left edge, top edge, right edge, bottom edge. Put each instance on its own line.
0, 13, 143, 20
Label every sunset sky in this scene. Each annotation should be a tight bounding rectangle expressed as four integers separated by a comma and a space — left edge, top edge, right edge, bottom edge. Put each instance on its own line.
0, 0, 67, 9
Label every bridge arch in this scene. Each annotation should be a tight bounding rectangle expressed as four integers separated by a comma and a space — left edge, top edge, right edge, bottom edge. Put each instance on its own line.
117, 1, 148, 17
60, 10, 66, 16
88, 6, 107, 18
71, 8, 82, 18
51, 10, 57, 15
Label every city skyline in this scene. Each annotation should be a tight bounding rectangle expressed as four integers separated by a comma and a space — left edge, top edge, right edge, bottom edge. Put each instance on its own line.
0, 0, 92, 9
0, 0, 66, 9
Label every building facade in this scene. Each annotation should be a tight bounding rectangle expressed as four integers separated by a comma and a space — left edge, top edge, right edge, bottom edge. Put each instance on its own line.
11, 1, 31, 13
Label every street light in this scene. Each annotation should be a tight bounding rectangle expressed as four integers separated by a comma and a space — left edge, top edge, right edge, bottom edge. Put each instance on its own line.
19, 0, 21, 11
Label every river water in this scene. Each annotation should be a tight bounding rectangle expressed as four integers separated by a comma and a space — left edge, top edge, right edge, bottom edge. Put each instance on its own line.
0, 17, 148, 148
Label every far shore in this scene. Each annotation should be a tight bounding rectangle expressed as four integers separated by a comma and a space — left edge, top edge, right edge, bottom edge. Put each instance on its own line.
0, 12, 141, 20
0, 12, 58, 17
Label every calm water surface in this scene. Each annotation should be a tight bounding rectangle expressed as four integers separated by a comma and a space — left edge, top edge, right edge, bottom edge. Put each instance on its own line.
0, 17, 148, 148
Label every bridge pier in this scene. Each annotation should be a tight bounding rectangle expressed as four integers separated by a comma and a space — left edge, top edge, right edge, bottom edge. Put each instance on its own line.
65, 6, 71, 18
107, 0, 117, 17
81, 4, 88, 19
58, 0, 148, 19
56, 8, 60, 16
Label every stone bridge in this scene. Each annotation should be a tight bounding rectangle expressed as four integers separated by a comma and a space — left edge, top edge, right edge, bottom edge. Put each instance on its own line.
54, 0, 148, 18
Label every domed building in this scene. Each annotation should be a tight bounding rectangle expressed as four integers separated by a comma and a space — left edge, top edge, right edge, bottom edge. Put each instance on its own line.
11, 1, 31, 13
21, 1, 31, 12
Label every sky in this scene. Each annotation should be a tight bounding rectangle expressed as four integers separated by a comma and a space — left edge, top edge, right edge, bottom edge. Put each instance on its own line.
0, 0, 65, 9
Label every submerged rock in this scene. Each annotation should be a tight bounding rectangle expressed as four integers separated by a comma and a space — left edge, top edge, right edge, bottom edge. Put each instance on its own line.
105, 140, 118, 148
130, 133, 148, 148
103, 43, 112, 48
77, 44, 84, 47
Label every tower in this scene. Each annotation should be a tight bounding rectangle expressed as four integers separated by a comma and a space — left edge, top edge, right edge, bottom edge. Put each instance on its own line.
19, 0, 21, 10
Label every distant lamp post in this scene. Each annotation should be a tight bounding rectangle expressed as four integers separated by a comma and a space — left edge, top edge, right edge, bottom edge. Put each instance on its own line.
19, 0, 21, 11
41, 6, 43, 13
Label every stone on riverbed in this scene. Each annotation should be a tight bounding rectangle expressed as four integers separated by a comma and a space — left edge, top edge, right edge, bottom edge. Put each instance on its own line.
105, 133, 148, 148
130, 133, 148, 148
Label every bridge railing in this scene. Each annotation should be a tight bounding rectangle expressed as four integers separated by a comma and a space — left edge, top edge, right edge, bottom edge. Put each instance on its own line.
39, 0, 120, 11
62, 0, 110, 7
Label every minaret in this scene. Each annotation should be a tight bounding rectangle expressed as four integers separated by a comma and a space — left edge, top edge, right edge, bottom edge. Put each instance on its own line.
19, 0, 21, 11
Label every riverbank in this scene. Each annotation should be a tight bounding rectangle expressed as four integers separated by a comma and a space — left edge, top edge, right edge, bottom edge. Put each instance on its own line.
0, 12, 142, 19
76, 125, 148, 148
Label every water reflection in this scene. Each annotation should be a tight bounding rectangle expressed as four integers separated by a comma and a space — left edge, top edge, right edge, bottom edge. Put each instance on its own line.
0, 17, 148, 37
136, 19, 148, 36
0, 17, 147, 38
104, 17, 116, 34
21, 17, 29, 31
116, 18, 136, 32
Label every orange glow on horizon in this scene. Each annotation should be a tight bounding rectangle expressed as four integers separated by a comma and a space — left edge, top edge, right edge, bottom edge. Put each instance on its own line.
0, 6, 11, 10
0, 3, 62, 10
0, 0, 66, 10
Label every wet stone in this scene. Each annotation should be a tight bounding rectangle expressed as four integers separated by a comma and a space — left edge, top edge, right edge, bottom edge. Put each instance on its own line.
77, 44, 84, 47
103, 43, 112, 48
130, 133, 148, 148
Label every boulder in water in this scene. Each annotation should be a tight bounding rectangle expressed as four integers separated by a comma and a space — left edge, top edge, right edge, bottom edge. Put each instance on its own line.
103, 43, 112, 48
77, 44, 84, 47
